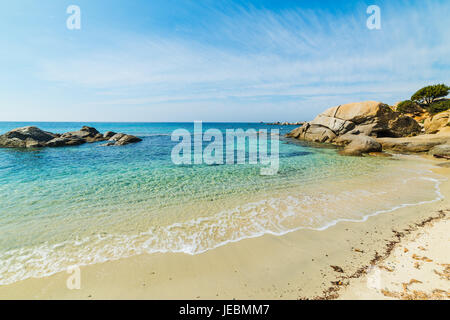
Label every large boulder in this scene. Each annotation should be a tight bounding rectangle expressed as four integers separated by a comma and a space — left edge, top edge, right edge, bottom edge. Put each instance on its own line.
288, 123, 336, 143
46, 136, 86, 147
424, 111, 450, 134
321, 101, 393, 125
309, 114, 355, 135
388, 115, 422, 137
287, 101, 424, 156
336, 133, 382, 151
336, 133, 382, 156
0, 126, 58, 148
62, 126, 105, 142
289, 101, 421, 142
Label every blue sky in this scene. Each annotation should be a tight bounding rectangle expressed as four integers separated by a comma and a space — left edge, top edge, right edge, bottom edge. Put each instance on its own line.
0, 0, 449, 122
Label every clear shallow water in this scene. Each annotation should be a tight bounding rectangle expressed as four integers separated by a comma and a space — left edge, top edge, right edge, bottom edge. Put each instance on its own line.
0, 122, 444, 285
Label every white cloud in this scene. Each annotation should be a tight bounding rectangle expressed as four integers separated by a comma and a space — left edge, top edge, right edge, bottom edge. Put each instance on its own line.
36, 1, 450, 120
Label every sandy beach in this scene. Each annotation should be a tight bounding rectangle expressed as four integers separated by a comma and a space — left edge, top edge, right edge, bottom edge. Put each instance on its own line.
1, 0, 449, 306
0, 159, 448, 300
339, 212, 449, 299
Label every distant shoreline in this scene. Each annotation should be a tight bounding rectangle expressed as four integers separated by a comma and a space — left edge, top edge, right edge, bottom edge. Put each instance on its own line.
0, 121, 305, 124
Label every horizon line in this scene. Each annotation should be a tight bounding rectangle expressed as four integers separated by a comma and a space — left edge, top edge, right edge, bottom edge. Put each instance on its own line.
0, 120, 304, 124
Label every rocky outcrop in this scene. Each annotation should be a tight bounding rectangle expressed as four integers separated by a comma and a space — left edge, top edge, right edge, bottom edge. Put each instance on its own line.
288, 123, 337, 143
103, 131, 117, 139
265, 121, 305, 126
115, 135, 142, 146
287, 101, 421, 156
61, 126, 105, 143
0, 126, 142, 148
0, 126, 59, 148
388, 116, 423, 137
297, 101, 420, 139
109, 133, 126, 142
46, 136, 85, 147
424, 111, 450, 134
376, 134, 450, 153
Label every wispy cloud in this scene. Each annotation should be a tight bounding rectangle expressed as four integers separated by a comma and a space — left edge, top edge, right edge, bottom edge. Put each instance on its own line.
25, 1, 450, 120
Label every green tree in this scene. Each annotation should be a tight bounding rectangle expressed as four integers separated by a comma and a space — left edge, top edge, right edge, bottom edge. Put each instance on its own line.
411, 84, 449, 105
396, 100, 423, 114
428, 100, 450, 114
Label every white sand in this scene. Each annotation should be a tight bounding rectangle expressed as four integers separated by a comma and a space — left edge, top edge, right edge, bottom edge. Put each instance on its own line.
340, 215, 449, 299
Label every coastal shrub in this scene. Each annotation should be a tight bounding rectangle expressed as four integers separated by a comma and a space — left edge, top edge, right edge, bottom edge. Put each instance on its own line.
411, 84, 449, 106
428, 100, 450, 114
396, 100, 422, 114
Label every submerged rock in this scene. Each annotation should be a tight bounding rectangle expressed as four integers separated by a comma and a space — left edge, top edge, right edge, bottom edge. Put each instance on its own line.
99, 142, 116, 147
367, 152, 393, 158
338, 148, 363, 157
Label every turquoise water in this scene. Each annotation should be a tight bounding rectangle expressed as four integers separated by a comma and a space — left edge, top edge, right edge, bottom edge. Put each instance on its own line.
0, 122, 443, 285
